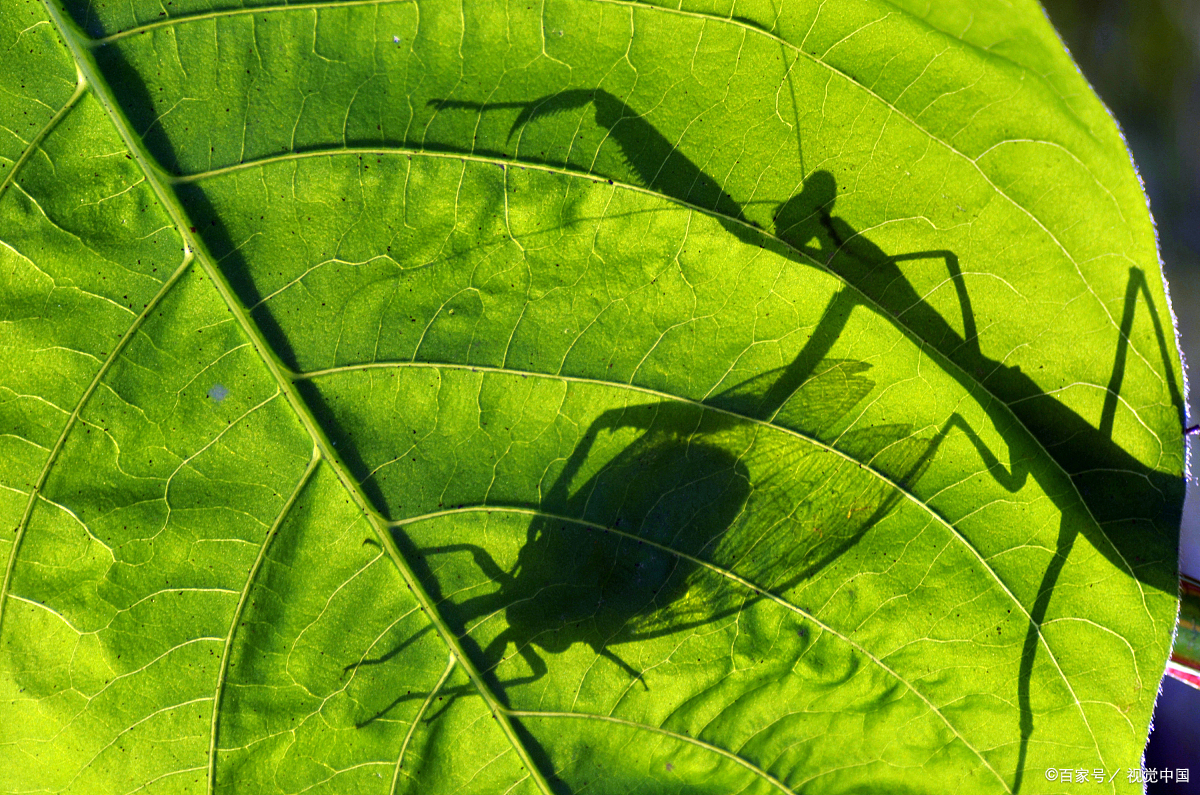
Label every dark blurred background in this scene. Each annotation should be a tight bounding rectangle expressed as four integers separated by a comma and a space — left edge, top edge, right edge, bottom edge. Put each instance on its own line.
1038, 0, 1200, 790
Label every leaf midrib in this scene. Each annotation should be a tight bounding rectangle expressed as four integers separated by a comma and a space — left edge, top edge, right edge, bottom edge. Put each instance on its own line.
38, 3, 557, 793
21, 1, 1146, 790
88, 0, 1169, 527
397, 502, 1005, 793
84, 0, 1156, 392
213, 143, 1135, 622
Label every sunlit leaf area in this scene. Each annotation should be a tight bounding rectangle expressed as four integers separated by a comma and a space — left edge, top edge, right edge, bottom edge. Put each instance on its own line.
0, 1, 1188, 792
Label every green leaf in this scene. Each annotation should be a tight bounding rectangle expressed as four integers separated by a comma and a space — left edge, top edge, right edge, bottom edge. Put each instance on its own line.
0, 0, 1186, 792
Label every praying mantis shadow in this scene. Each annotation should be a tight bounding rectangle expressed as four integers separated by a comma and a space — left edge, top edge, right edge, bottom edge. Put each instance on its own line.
358, 341, 963, 730
371, 90, 1185, 792
85, 44, 1188, 787
773, 171, 1186, 793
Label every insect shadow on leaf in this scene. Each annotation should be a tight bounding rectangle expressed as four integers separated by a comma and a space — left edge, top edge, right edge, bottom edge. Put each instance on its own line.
428, 89, 751, 231
356, 322, 958, 729
770, 168, 1186, 793
391, 91, 1184, 794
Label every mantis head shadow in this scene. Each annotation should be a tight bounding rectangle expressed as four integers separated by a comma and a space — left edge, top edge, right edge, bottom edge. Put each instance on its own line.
387, 93, 1181, 795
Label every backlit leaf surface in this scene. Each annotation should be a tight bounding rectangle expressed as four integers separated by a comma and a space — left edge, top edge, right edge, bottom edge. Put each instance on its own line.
0, 0, 1186, 793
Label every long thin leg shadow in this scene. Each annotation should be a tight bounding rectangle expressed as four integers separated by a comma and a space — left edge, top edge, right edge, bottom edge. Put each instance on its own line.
343, 624, 434, 679
418, 95, 1183, 789
1011, 267, 1177, 792
429, 90, 750, 226
807, 194, 1176, 791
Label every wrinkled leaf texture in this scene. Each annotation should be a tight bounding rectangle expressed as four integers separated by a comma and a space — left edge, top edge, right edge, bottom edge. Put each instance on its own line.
0, 0, 1187, 793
